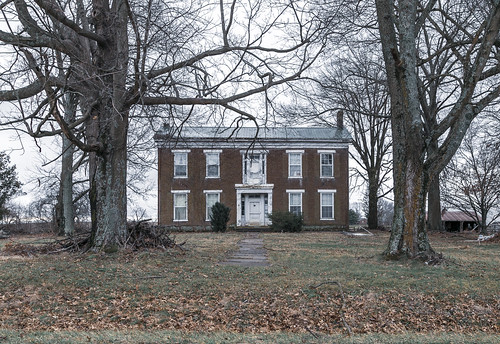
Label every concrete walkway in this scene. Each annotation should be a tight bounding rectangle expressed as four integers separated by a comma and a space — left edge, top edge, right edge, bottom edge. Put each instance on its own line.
220, 232, 269, 267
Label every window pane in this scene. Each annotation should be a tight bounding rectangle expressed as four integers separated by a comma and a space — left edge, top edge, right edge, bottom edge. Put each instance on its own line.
289, 153, 301, 164
321, 206, 333, 219
321, 153, 333, 177
174, 194, 187, 221
207, 165, 219, 177
206, 153, 218, 165
289, 153, 302, 177
321, 193, 334, 219
321, 193, 333, 205
290, 165, 301, 177
174, 194, 187, 206
321, 165, 333, 177
321, 153, 332, 165
174, 153, 187, 165
206, 193, 220, 219
175, 207, 187, 221
175, 165, 187, 177
290, 193, 301, 206
174, 153, 187, 177
290, 206, 302, 216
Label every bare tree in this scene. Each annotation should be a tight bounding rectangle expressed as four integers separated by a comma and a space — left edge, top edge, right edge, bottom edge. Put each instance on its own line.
320, 48, 392, 230
0, 0, 331, 251
375, 0, 500, 259
441, 123, 500, 234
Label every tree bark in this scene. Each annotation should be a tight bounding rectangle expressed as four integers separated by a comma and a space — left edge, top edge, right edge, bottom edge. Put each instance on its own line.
86, 0, 129, 251
58, 93, 77, 236
367, 175, 379, 230
376, 0, 436, 259
427, 175, 442, 231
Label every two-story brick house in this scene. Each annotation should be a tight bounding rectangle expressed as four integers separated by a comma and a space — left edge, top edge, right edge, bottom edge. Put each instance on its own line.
154, 125, 351, 230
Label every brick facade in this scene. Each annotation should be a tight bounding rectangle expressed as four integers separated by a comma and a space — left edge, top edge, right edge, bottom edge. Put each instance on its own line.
155, 127, 351, 230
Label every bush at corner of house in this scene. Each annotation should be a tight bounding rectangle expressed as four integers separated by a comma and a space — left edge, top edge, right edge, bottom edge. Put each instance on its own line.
268, 211, 303, 232
210, 202, 231, 232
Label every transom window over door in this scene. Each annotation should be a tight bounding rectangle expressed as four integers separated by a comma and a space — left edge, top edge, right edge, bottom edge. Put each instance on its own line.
173, 151, 189, 178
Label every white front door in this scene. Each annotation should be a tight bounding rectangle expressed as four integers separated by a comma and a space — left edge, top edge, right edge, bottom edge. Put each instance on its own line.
246, 195, 264, 226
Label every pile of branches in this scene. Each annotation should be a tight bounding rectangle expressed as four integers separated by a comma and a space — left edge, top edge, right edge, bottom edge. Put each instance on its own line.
125, 219, 184, 251
1, 220, 183, 256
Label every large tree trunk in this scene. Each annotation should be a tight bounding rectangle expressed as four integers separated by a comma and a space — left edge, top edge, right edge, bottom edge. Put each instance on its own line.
427, 139, 442, 232
376, 0, 436, 259
367, 175, 379, 230
86, 0, 129, 251
57, 93, 77, 236
427, 175, 442, 231
88, 101, 129, 251
385, 148, 434, 258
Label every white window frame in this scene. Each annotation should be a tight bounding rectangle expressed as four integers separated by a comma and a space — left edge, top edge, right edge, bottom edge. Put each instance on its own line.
172, 190, 190, 222
173, 150, 190, 178
204, 150, 221, 178
318, 150, 335, 178
204, 190, 222, 221
287, 150, 304, 178
286, 189, 305, 216
318, 190, 336, 220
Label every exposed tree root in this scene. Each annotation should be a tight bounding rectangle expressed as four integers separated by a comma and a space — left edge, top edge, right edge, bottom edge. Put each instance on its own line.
1, 220, 184, 256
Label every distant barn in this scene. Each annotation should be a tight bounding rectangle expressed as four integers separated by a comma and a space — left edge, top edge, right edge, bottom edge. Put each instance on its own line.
441, 210, 477, 232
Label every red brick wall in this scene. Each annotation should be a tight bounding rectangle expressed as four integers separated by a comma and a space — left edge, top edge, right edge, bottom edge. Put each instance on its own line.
158, 147, 349, 229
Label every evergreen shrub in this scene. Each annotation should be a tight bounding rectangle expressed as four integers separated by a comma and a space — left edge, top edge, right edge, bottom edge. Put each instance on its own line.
210, 202, 231, 232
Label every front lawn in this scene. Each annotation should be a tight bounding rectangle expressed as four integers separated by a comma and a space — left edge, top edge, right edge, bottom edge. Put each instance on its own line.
0, 230, 498, 343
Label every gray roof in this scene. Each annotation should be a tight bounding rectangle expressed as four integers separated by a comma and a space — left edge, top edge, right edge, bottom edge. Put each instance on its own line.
154, 126, 351, 143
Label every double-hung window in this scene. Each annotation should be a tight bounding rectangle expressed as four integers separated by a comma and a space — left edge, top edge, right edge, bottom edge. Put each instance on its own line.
319, 151, 335, 178
173, 150, 189, 178
204, 191, 221, 220
172, 191, 189, 221
287, 150, 303, 178
287, 190, 304, 216
319, 190, 336, 220
205, 151, 221, 178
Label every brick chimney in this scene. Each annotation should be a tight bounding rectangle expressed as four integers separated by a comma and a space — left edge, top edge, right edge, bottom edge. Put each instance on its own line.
337, 110, 344, 129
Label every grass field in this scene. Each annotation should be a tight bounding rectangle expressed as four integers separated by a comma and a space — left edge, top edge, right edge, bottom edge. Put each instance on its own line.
0, 230, 498, 343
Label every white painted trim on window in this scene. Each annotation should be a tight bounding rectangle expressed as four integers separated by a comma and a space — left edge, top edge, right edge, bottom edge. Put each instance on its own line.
286, 149, 304, 153
173, 192, 189, 222
318, 190, 336, 220
288, 151, 303, 179
286, 189, 305, 193
205, 192, 221, 221
203, 149, 222, 153
171, 149, 191, 153
239, 149, 269, 155
288, 191, 303, 215
317, 149, 336, 153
